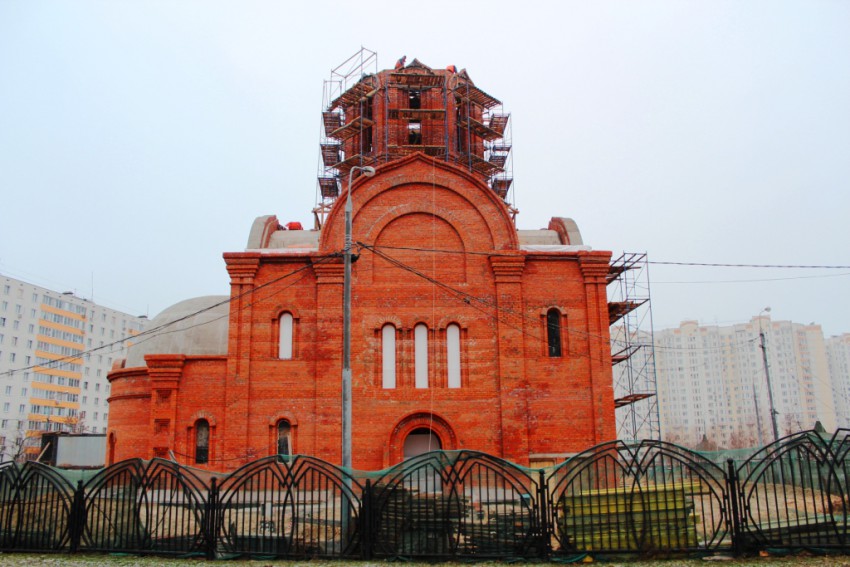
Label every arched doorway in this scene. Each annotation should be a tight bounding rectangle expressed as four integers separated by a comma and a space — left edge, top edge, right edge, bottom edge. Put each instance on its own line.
403, 427, 442, 459
388, 412, 457, 466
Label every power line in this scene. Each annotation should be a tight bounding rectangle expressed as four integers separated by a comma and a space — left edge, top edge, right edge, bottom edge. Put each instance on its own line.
364, 244, 770, 358
359, 245, 850, 270
361, 244, 762, 364
649, 261, 850, 269
654, 272, 850, 284
0, 251, 344, 379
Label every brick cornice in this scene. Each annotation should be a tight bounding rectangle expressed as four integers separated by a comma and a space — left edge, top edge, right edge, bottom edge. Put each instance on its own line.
313, 262, 345, 284
578, 253, 611, 282
145, 355, 186, 384
226, 256, 261, 285
489, 255, 526, 283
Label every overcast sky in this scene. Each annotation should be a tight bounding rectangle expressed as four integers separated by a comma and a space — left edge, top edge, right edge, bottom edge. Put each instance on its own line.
1, 1, 848, 337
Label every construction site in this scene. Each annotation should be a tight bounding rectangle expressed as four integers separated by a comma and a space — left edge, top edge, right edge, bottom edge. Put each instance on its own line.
316, 49, 660, 444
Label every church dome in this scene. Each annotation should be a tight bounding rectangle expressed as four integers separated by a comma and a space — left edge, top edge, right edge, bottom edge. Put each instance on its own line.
125, 296, 229, 367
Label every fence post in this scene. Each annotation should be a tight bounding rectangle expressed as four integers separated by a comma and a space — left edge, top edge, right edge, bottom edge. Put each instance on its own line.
205, 477, 219, 560
361, 478, 372, 560
69, 480, 85, 553
537, 469, 551, 559
725, 459, 743, 555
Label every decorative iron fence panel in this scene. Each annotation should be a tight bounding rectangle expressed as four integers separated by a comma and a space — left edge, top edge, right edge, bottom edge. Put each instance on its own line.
79, 458, 209, 555
547, 441, 732, 554
215, 455, 362, 559
369, 451, 541, 560
737, 429, 850, 550
0, 430, 849, 559
0, 462, 75, 551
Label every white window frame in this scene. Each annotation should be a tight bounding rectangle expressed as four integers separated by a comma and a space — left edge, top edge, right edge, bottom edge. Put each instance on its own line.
278, 313, 293, 360
447, 324, 461, 388
382, 324, 396, 389
415, 324, 428, 389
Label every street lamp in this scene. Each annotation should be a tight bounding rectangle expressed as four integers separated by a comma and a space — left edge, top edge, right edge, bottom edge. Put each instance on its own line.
758, 307, 779, 442
342, 165, 376, 470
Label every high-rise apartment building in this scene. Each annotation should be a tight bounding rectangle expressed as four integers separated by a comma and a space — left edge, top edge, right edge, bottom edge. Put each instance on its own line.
0, 275, 148, 460
826, 333, 850, 429
653, 316, 836, 449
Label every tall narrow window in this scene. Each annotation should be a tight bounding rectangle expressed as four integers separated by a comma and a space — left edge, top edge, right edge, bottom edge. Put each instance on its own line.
447, 324, 461, 388
277, 420, 291, 456
195, 419, 210, 464
279, 313, 293, 359
382, 324, 396, 389
408, 120, 422, 145
415, 323, 428, 388
547, 308, 562, 357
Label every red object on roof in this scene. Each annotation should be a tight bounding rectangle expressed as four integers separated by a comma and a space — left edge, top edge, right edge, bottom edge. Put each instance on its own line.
285, 222, 303, 230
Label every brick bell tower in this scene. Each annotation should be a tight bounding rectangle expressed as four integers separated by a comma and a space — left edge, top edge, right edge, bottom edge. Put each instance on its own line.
315, 50, 515, 229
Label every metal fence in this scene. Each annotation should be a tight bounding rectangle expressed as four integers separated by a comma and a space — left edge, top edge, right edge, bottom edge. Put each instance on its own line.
0, 428, 848, 560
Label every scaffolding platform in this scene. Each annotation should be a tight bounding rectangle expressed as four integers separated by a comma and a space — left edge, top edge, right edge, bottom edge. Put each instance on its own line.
614, 393, 655, 409
458, 116, 503, 141
491, 178, 513, 198
331, 154, 376, 176
608, 299, 647, 325
462, 152, 504, 177
454, 81, 501, 109
329, 116, 375, 141
322, 112, 343, 137
318, 177, 340, 199
321, 144, 341, 168
329, 81, 375, 111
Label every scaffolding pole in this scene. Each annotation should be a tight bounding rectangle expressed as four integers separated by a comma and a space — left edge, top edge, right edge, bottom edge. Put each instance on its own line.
608, 252, 660, 442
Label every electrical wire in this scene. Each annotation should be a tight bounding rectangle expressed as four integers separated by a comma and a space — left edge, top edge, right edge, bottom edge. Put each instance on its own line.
649, 261, 850, 269
653, 272, 850, 284
362, 244, 850, 270
363, 243, 768, 360
0, 250, 345, 379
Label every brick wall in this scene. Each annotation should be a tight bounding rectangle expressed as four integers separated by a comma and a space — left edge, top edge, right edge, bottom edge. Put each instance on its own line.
108, 154, 615, 471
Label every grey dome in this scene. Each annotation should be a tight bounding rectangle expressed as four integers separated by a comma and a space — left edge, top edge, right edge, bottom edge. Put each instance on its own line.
125, 296, 230, 367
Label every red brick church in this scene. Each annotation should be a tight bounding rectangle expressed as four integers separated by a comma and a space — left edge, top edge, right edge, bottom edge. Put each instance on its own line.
107, 57, 617, 471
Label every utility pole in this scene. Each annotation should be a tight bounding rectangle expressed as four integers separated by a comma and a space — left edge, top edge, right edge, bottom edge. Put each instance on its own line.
759, 309, 779, 442
342, 165, 375, 471
752, 381, 764, 447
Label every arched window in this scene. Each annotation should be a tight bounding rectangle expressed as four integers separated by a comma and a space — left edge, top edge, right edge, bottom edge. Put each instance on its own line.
547, 308, 562, 357
276, 420, 291, 456
195, 419, 210, 464
279, 313, 293, 359
446, 324, 461, 388
382, 324, 396, 389
414, 323, 428, 388
403, 427, 442, 459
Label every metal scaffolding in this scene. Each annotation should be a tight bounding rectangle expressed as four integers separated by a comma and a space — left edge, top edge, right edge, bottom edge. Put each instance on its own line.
607, 252, 660, 442
314, 49, 516, 228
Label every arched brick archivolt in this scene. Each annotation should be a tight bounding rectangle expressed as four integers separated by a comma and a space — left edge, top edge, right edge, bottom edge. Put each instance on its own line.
387, 412, 457, 465
319, 154, 519, 254
371, 211, 468, 284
